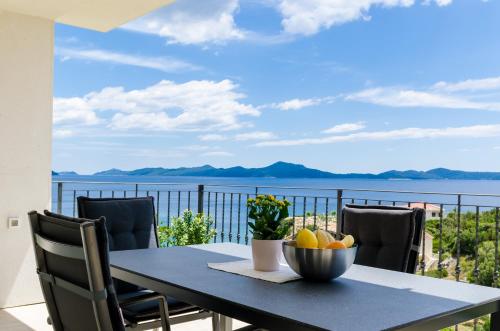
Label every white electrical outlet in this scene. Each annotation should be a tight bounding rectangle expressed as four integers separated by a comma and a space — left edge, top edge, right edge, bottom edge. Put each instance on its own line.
8, 217, 20, 229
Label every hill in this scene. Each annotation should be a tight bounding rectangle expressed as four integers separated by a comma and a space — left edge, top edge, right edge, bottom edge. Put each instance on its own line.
86, 162, 500, 180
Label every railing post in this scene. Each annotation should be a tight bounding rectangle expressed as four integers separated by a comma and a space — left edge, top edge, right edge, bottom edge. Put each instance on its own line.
336, 189, 343, 239
135, 184, 139, 197
495, 207, 499, 287
57, 182, 63, 214
197, 184, 204, 215
455, 194, 462, 281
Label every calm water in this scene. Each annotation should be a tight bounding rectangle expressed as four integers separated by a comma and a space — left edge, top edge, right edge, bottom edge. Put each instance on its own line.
52, 174, 500, 193
52, 175, 500, 214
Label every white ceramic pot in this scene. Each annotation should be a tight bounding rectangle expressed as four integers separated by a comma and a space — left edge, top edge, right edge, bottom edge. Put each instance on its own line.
252, 239, 283, 272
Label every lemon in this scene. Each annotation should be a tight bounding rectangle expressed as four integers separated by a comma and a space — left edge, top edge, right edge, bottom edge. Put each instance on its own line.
296, 229, 318, 249
341, 234, 355, 248
315, 229, 335, 249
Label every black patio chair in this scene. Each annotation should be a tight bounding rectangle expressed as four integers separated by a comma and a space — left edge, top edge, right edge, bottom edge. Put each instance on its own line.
28, 210, 169, 331
76, 196, 213, 328
340, 204, 425, 273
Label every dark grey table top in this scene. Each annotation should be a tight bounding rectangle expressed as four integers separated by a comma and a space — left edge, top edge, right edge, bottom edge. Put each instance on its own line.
110, 243, 500, 331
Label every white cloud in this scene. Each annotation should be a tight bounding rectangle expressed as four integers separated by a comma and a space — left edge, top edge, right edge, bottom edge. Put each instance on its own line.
433, 76, 500, 92
235, 131, 277, 141
263, 76, 500, 117
423, 0, 453, 6
271, 98, 321, 110
53, 97, 101, 125
55, 47, 199, 73
198, 134, 227, 141
123, 0, 244, 45
267, 96, 336, 111
346, 87, 500, 111
276, 0, 417, 36
198, 132, 277, 142
121, 0, 460, 44
322, 122, 366, 134
201, 151, 234, 157
256, 124, 500, 147
435, 0, 453, 6
54, 79, 259, 131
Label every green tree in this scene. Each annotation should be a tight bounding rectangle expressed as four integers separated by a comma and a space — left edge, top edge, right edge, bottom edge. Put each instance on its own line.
427, 209, 497, 258
467, 241, 498, 287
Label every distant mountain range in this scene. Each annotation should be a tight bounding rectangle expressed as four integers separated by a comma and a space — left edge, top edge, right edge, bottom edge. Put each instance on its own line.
52, 162, 500, 180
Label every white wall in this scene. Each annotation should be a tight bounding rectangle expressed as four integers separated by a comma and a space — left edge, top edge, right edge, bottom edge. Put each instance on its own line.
0, 10, 53, 308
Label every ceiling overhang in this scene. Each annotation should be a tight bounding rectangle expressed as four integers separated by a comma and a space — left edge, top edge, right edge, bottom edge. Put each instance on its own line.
0, 0, 174, 32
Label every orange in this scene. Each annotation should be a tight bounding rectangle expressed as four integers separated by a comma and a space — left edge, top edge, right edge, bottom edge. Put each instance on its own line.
325, 241, 347, 250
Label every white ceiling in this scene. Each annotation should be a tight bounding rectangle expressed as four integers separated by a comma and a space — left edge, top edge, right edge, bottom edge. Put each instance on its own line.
0, 0, 175, 32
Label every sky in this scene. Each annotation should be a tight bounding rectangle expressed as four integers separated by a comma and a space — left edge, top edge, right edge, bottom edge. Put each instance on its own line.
53, 0, 500, 174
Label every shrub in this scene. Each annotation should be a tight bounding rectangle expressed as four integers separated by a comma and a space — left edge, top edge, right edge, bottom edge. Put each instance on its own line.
425, 268, 448, 278
158, 210, 216, 247
467, 241, 499, 287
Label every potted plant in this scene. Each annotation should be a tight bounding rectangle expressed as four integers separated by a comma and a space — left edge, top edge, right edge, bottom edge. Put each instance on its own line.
247, 195, 292, 271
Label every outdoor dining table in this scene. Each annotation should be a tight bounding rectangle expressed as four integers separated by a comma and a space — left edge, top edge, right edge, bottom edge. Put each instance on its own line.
110, 243, 500, 331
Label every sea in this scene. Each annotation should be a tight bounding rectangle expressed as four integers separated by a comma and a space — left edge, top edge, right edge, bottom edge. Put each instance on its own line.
52, 175, 500, 220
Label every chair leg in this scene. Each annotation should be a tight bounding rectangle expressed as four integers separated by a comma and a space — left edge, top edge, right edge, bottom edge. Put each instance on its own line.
212, 312, 219, 331
158, 296, 171, 331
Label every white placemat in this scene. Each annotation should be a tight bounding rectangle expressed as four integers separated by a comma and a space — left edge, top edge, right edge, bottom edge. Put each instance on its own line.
208, 259, 302, 283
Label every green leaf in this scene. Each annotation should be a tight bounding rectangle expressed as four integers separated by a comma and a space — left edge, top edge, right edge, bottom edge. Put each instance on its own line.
157, 210, 216, 247
246, 195, 292, 240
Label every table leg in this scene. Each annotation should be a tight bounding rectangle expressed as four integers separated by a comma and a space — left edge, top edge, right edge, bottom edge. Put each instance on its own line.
221, 315, 233, 331
212, 313, 233, 331
492, 311, 500, 331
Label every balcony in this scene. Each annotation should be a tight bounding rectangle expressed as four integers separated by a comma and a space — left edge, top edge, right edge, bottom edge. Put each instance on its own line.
2, 177, 499, 329
38, 180, 500, 329
2, 1, 500, 330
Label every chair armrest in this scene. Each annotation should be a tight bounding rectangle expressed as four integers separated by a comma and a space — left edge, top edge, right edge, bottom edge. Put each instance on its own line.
119, 292, 171, 331
119, 292, 166, 307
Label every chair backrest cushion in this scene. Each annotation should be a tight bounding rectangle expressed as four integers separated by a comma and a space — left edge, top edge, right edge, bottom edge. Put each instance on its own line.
77, 197, 157, 294
31, 211, 124, 331
341, 205, 416, 273
77, 197, 157, 251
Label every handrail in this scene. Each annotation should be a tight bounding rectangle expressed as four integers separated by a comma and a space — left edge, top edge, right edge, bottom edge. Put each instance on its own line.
52, 180, 500, 198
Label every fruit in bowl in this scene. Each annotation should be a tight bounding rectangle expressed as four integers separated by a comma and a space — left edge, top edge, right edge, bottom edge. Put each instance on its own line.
283, 229, 357, 281
295, 229, 355, 249
295, 228, 318, 248
315, 229, 335, 248
341, 234, 355, 248
325, 241, 346, 249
